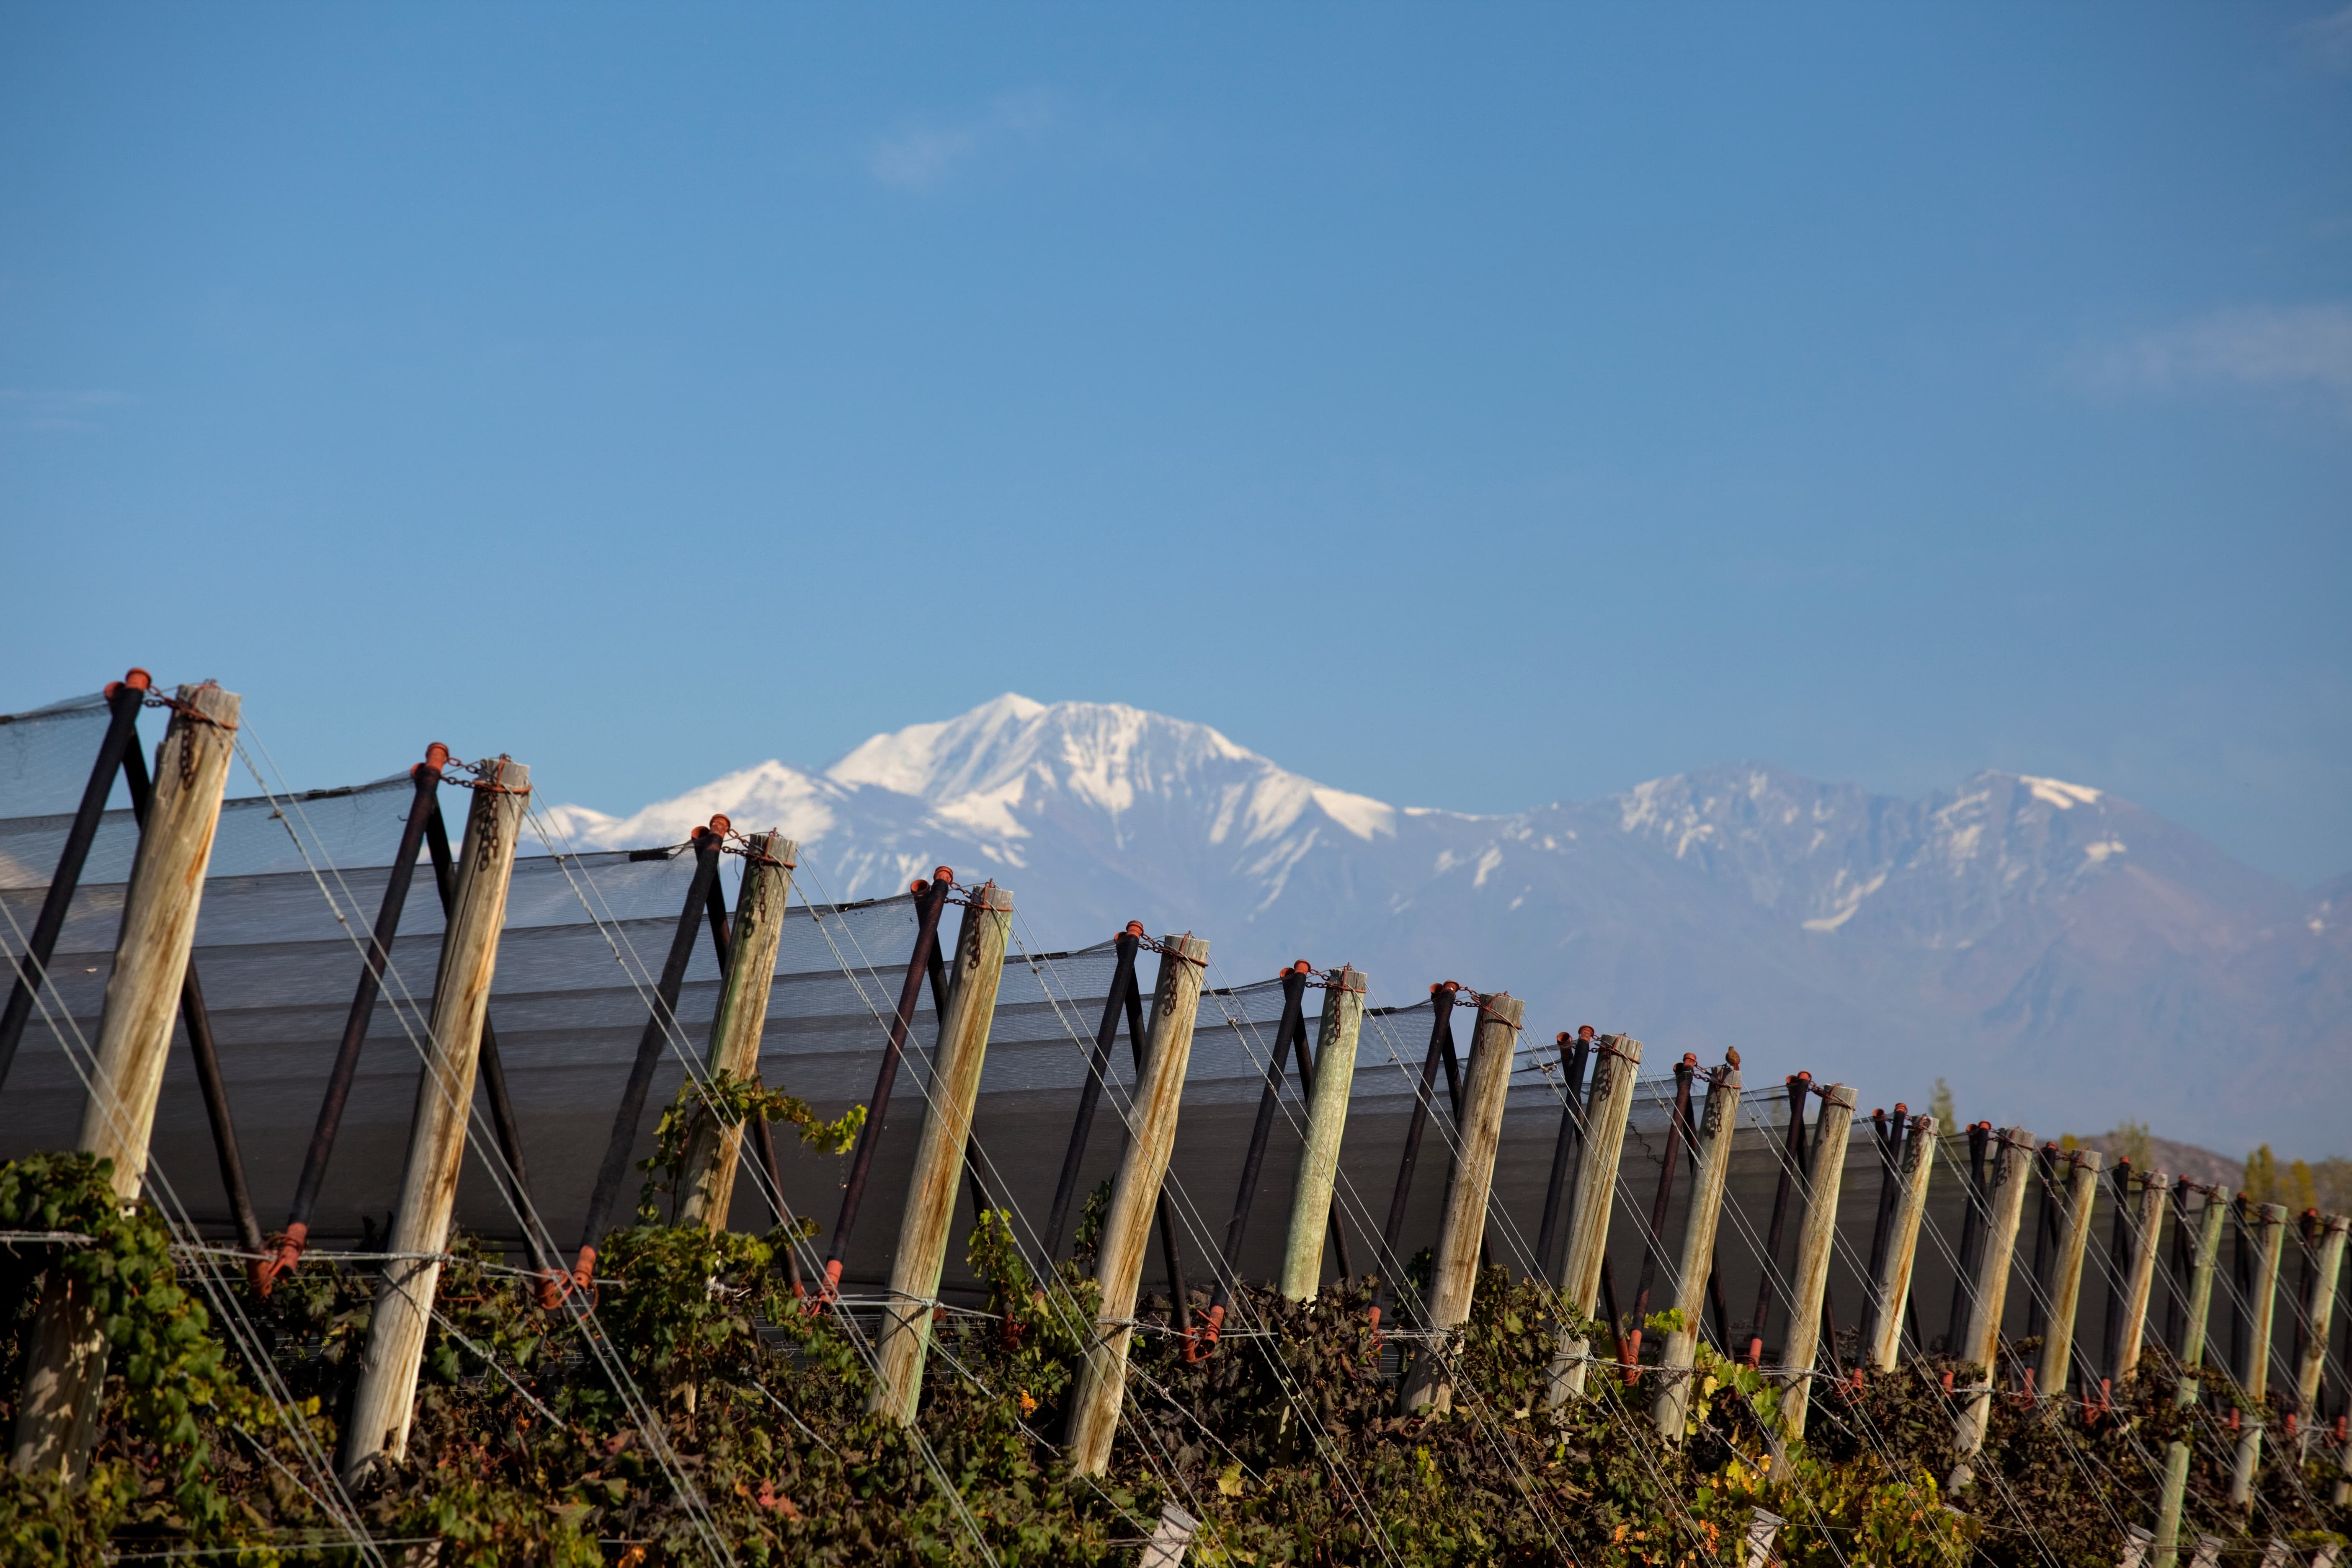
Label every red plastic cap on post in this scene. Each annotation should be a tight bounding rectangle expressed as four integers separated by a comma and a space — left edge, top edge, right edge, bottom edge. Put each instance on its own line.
105, 668, 154, 698
1124, 920, 1145, 938
932, 866, 954, 883
709, 813, 732, 835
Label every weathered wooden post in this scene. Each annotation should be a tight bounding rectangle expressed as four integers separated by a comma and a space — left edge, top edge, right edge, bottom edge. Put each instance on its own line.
1280, 966, 1365, 1300
9, 683, 240, 1483
2228, 1200, 2288, 1509
871, 884, 1014, 1424
1949, 1127, 2035, 1491
1867, 1113, 1937, 1371
1545, 1035, 1643, 1406
1653, 1059, 1741, 1440
2295, 1215, 2348, 1440
2152, 1184, 2231, 1568
1777, 1083, 1856, 1444
340, 756, 530, 1483
2113, 1169, 2173, 1383
1068, 934, 1210, 1476
2036, 1147, 2104, 1405
677, 833, 799, 1230
1399, 992, 1526, 1413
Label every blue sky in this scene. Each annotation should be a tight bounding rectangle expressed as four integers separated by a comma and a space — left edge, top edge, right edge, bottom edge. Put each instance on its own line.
3, 5, 2347, 883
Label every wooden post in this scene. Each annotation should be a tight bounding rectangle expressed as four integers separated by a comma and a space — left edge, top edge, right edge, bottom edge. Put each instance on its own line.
1067, 934, 1210, 1476
2113, 1170, 2173, 1383
1653, 1060, 1741, 1440
1949, 1126, 2035, 1488
8, 683, 239, 1483
677, 833, 799, 1230
1280, 966, 1365, 1300
870, 884, 1014, 1424
2036, 1147, 2104, 1404
1399, 992, 1526, 1413
1546, 1035, 1644, 1406
1777, 1083, 1856, 1444
2153, 1184, 2231, 1568
2228, 1201, 2288, 1509
1867, 1113, 1937, 1371
2294, 1214, 2347, 1419
340, 757, 530, 1483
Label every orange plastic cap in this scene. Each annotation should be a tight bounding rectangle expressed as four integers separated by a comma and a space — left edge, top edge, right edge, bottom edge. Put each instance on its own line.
709, 813, 732, 835
933, 866, 954, 883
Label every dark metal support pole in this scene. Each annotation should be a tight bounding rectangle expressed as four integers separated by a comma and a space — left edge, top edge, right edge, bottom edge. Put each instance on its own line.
2025, 1143, 2059, 1349
1371, 983, 1458, 1327
1042, 927, 1145, 1262
820, 868, 952, 1295
1862, 1104, 1907, 1354
1946, 1122, 1992, 1353
1535, 1027, 1596, 1284
0, 672, 149, 1093
750, 1111, 805, 1297
1624, 1053, 1697, 1369
264, 757, 445, 1288
1746, 1073, 1811, 1365
574, 826, 729, 1280
117, 738, 266, 1260
2102, 1159, 2135, 1383
1205, 965, 1309, 1328
1289, 1003, 1352, 1281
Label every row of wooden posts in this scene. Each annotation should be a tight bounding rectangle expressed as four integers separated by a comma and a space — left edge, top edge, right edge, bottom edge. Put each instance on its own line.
6, 689, 2349, 1568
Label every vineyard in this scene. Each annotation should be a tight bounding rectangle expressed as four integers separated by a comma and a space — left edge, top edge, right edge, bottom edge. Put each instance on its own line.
2, 677, 2348, 1565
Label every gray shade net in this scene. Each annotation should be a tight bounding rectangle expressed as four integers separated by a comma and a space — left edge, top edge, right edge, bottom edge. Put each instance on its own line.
5, 688, 2343, 1390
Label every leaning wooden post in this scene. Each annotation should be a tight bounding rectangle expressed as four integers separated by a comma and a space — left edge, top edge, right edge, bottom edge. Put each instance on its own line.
871, 884, 1014, 1424
2036, 1147, 2104, 1404
1399, 992, 1526, 1413
1948, 1126, 2035, 1491
2152, 1184, 2231, 1568
1280, 966, 1366, 1300
1068, 934, 1210, 1476
2228, 1201, 2288, 1510
1546, 1035, 1644, 1406
1654, 1059, 1741, 1440
2113, 1170, 2173, 1384
340, 757, 530, 1484
8, 683, 239, 1483
1866, 1113, 1937, 1371
677, 833, 799, 1230
1777, 1083, 1857, 1444
2295, 1215, 2348, 1426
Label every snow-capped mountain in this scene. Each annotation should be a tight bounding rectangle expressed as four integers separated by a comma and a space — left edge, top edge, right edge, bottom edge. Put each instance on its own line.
543, 695, 2349, 1157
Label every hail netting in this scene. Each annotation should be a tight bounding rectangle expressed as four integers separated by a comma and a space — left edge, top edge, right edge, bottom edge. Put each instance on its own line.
0, 688, 2184, 1352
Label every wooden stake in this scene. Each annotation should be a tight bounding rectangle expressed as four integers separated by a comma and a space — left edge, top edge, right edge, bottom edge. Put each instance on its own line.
1399, 992, 1526, 1413
1777, 1083, 1856, 1444
1067, 933, 1210, 1476
2036, 1148, 2104, 1405
1653, 1059, 1741, 1440
2228, 1200, 2288, 1509
2153, 1184, 2231, 1568
340, 757, 529, 1483
870, 884, 1014, 1424
1949, 1125, 2035, 1487
2113, 1169, 2172, 1383
1867, 1113, 1937, 1371
677, 833, 799, 1230
1280, 966, 1365, 1300
2295, 1215, 2347, 1418
9, 683, 240, 1483
1545, 1035, 1644, 1406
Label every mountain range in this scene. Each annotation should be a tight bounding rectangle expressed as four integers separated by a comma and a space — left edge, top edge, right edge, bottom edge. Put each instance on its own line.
541, 694, 2351, 1158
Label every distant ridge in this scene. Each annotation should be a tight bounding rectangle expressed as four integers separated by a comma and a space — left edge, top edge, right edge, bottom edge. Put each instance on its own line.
544, 695, 2352, 1156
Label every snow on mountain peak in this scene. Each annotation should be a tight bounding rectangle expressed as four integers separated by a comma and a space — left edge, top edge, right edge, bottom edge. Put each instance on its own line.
2019, 774, 2104, 810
